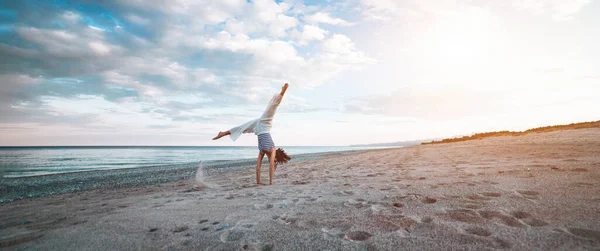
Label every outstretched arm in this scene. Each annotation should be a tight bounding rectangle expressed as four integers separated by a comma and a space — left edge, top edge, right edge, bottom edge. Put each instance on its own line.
256, 152, 265, 184
280, 83, 289, 97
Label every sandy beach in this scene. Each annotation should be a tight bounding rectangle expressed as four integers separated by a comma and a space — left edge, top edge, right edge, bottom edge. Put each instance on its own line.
1, 129, 599, 250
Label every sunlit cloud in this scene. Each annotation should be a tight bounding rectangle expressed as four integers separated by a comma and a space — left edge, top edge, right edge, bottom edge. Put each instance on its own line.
0, 0, 598, 146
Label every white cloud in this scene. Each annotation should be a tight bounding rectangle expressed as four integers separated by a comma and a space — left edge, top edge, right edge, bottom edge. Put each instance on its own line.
280, 95, 326, 113
514, 0, 546, 14
290, 25, 328, 45
359, 0, 400, 21
103, 71, 162, 98
240, 0, 299, 37
304, 12, 352, 26
224, 19, 258, 34
322, 34, 373, 65
551, 0, 592, 21
199, 31, 304, 65
119, 0, 246, 24
303, 25, 327, 40
513, 0, 592, 21
88, 42, 112, 56
0, 74, 41, 91
268, 13, 299, 37
125, 14, 150, 25
62, 11, 81, 22
106, 56, 219, 91
17, 27, 121, 58
1, 0, 375, 143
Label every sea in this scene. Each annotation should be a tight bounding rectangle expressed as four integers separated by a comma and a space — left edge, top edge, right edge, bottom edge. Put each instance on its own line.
0, 146, 391, 178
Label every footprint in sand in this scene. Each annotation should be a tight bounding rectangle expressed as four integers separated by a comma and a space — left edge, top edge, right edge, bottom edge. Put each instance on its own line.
181, 239, 192, 246
344, 199, 368, 208
219, 230, 245, 242
345, 231, 372, 242
481, 192, 502, 198
510, 211, 548, 227
571, 182, 594, 187
292, 180, 309, 185
322, 227, 345, 240
241, 243, 274, 251
397, 217, 418, 231
421, 197, 437, 204
172, 226, 189, 233
563, 159, 579, 162
460, 203, 484, 210
392, 202, 404, 208
493, 237, 513, 249
0, 231, 44, 249
482, 180, 500, 185
467, 194, 492, 201
421, 216, 433, 223
570, 168, 588, 172
522, 218, 548, 227
568, 228, 600, 241
511, 211, 531, 219
465, 226, 492, 237
370, 204, 389, 214
275, 216, 297, 225
442, 209, 485, 224
478, 211, 524, 227
235, 220, 257, 229
253, 204, 273, 210
516, 190, 540, 199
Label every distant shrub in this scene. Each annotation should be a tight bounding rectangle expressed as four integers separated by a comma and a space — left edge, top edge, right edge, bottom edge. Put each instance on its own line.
421, 120, 600, 145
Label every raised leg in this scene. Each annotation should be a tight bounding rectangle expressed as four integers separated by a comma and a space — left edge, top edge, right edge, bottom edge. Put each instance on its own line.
256, 151, 265, 184
212, 130, 231, 140
269, 148, 276, 185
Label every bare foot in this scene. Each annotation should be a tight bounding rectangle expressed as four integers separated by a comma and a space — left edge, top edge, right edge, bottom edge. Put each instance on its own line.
212, 132, 226, 140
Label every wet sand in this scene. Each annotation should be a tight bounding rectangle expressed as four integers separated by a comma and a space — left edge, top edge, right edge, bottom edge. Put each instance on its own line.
1, 129, 600, 250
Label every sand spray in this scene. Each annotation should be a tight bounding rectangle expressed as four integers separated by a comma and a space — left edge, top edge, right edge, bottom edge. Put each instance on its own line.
194, 161, 214, 189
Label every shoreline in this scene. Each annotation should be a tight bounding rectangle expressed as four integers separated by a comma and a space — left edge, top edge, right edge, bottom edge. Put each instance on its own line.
1, 129, 598, 250
0, 148, 381, 203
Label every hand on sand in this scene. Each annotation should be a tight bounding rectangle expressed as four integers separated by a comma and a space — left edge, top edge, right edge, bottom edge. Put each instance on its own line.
212, 131, 226, 140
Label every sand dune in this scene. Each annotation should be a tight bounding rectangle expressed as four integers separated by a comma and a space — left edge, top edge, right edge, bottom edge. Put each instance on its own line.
1, 129, 599, 250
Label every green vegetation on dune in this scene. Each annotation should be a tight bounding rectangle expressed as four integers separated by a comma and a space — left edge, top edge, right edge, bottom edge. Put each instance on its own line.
422, 120, 600, 145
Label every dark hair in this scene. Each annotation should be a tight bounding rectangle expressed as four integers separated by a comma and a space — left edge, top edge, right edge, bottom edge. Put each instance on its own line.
275, 148, 291, 165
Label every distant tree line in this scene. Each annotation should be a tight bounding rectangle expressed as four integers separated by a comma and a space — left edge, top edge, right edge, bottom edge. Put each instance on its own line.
421, 120, 600, 145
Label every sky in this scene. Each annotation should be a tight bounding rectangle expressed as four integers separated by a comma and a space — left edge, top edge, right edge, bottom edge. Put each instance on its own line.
0, 0, 598, 146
